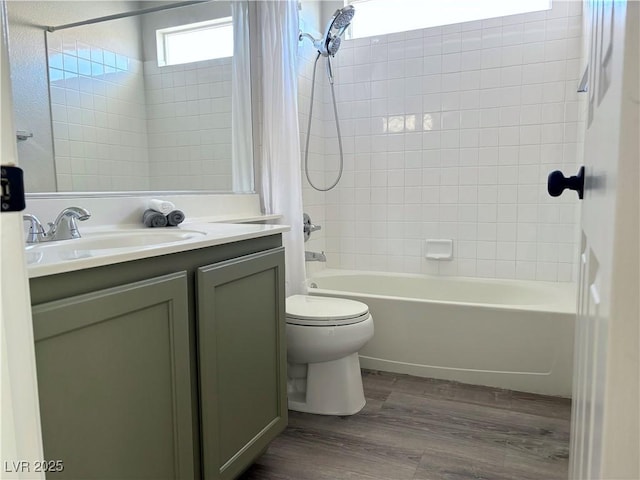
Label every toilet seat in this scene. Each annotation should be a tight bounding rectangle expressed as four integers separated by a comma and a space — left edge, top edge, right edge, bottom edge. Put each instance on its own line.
286, 295, 370, 326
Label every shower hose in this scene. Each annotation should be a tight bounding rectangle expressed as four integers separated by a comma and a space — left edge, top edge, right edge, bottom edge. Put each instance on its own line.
303, 52, 344, 192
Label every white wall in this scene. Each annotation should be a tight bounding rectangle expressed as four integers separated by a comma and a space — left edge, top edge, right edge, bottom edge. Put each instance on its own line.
302, 1, 584, 282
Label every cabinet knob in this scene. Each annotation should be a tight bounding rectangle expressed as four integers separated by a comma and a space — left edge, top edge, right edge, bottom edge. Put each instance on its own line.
547, 166, 585, 200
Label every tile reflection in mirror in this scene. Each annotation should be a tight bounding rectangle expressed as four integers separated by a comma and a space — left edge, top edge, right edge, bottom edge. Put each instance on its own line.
8, 1, 253, 193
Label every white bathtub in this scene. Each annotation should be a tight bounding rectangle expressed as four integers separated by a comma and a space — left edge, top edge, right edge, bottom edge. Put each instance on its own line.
308, 269, 576, 397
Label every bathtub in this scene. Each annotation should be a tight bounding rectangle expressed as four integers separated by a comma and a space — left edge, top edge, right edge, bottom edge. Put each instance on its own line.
308, 269, 576, 397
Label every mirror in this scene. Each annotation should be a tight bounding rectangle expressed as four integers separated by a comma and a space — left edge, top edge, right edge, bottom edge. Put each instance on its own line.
7, 0, 254, 194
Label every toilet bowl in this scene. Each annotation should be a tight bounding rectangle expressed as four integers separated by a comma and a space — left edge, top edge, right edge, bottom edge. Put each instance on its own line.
286, 295, 374, 415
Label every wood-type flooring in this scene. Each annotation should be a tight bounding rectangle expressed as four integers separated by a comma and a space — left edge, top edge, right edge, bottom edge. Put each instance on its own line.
240, 370, 571, 480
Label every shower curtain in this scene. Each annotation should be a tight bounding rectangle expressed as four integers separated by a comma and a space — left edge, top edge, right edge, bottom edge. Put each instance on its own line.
258, 0, 307, 296
231, 1, 253, 193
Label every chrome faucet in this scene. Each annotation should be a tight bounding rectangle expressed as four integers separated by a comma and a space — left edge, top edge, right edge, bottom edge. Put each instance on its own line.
48, 207, 91, 241
22, 214, 46, 244
22, 207, 91, 244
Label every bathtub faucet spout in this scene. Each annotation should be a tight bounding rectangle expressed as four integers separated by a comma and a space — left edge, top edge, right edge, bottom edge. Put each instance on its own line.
305, 251, 326, 262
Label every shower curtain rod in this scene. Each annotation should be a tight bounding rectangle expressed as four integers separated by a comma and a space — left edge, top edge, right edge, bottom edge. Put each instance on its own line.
46, 0, 211, 32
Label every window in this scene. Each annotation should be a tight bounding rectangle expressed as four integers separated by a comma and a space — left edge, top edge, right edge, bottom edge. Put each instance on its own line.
156, 17, 233, 67
346, 0, 552, 39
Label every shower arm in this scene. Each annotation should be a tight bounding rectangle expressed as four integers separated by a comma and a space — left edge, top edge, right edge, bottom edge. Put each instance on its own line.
299, 31, 328, 57
299, 30, 336, 82
299, 31, 317, 43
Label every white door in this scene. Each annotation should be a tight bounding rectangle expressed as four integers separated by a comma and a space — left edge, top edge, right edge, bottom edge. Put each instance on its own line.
0, 2, 45, 477
569, 1, 639, 479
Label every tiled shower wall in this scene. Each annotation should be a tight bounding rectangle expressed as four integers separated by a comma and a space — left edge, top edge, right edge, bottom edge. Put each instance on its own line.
48, 31, 150, 191
305, 1, 584, 282
143, 58, 233, 191
47, 39, 233, 192
298, 3, 328, 272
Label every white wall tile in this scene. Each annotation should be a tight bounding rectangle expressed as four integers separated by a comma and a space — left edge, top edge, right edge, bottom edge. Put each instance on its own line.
301, 0, 582, 283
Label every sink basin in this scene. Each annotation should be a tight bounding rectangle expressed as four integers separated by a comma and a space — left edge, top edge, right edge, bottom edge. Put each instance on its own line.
25, 229, 207, 264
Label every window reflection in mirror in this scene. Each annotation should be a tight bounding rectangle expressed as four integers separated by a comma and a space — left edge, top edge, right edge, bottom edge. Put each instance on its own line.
7, 1, 254, 194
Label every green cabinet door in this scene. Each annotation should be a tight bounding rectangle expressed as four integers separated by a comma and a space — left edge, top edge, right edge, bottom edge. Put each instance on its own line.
197, 248, 287, 480
32, 272, 195, 480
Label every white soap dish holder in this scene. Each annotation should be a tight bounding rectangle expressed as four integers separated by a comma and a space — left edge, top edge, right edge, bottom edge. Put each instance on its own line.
424, 239, 453, 260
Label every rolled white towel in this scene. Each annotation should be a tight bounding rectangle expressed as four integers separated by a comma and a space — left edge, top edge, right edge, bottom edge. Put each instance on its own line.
147, 199, 175, 215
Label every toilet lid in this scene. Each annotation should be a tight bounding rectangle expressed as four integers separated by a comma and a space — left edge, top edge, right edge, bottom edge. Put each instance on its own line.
286, 295, 370, 326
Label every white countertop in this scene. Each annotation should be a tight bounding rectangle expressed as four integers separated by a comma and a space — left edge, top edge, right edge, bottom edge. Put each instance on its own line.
27, 222, 289, 279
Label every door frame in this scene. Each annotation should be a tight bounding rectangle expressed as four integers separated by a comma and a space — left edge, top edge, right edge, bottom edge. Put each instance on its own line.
0, 0, 45, 475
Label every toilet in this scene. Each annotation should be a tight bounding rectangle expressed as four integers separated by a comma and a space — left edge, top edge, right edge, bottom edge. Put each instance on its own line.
286, 295, 374, 415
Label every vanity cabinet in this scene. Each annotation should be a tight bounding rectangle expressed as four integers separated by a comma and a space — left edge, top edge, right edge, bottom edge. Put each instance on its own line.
29, 235, 287, 480
32, 272, 194, 480
198, 250, 287, 479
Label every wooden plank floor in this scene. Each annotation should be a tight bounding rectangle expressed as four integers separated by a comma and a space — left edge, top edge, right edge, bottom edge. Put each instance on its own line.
240, 370, 571, 480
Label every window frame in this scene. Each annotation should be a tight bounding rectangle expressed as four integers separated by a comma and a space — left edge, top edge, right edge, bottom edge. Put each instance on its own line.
156, 16, 233, 67
344, 0, 553, 40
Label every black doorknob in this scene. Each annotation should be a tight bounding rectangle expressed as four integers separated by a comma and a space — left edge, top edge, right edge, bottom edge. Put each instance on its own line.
547, 166, 585, 200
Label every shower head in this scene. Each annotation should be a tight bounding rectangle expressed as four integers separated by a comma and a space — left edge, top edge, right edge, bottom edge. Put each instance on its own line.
299, 5, 355, 57
325, 5, 355, 38
320, 5, 355, 56
327, 36, 341, 56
